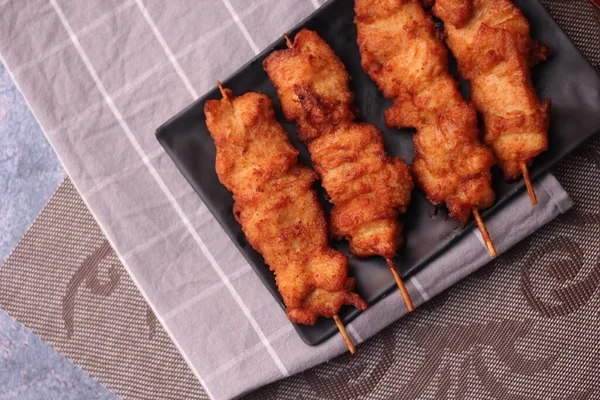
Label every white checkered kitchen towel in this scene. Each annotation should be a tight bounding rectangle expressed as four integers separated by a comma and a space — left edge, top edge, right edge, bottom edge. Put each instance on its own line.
0, 1, 572, 399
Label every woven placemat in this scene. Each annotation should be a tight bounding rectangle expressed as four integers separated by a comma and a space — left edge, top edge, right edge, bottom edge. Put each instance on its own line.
0, 178, 207, 400
1, 1, 599, 399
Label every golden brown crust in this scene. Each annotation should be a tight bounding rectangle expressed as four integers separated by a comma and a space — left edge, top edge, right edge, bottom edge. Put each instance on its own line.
204, 90, 367, 325
432, 0, 550, 179
431, 0, 473, 28
355, 0, 495, 225
264, 29, 413, 260
263, 30, 355, 141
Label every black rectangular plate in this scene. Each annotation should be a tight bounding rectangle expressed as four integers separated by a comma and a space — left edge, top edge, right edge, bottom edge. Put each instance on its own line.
157, 0, 600, 345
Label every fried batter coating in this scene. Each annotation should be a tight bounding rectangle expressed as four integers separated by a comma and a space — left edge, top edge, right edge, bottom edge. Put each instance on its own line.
355, 0, 496, 225
432, 0, 550, 179
204, 89, 367, 325
264, 29, 413, 259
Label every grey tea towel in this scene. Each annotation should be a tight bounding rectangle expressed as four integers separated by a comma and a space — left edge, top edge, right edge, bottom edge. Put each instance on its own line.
0, 0, 572, 399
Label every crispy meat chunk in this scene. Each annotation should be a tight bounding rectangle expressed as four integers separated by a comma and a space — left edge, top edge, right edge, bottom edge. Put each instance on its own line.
432, 0, 550, 179
355, 0, 496, 224
264, 29, 413, 259
205, 90, 367, 325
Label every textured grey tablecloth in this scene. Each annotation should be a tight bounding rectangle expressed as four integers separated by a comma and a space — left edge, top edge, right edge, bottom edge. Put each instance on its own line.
0, 1, 572, 399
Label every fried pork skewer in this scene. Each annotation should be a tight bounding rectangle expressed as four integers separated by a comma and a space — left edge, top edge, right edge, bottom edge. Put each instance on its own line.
264, 30, 416, 311
354, 0, 497, 256
431, 0, 551, 205
205, 82, 367, 353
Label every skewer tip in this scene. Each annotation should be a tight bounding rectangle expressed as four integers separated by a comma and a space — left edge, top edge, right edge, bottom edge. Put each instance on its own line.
283, 33, 293, 48
520, 161, 538, 206
216, 80, 228, 100
386, 258, 414, 312
333, 314, 356, 355
472, 208, 497, 257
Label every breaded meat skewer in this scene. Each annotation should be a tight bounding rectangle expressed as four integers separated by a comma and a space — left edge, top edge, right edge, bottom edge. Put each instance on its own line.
431, 0, 551, 205
205, 83, 368, 353
354, 0, 498, 256
264, 30, 416, 311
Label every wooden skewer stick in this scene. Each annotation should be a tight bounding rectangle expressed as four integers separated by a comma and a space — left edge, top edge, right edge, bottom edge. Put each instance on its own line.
284, 31, 414, 312
520, 161, 538, 206
282, 29, 413, 325
216, 78, 356, 356
333, 314, 356, 355
217, 80, 228, 100
386, 258, 414, 312
472, 208, 497, 257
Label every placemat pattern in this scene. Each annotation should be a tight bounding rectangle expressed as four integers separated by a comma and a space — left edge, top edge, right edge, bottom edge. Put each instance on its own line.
0, 0, 598, 399
0, 178, 207, 400
541, 0, 600, 72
